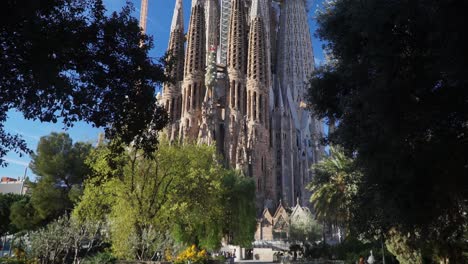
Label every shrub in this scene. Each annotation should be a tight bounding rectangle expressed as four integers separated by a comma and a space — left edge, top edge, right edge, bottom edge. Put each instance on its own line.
82, 252, 116, 264
174, 245, 208, 264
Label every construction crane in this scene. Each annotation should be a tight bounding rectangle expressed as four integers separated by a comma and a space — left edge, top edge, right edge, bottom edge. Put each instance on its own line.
139, 0, 149, 34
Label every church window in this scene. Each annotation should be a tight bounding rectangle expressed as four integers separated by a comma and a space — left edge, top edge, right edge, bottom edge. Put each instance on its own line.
187, 85, 192, 110
253, 92, 257, 120
243, 88, 247, 115
193, 83, 197, 109
171, 98, 175, 119
261, 156, 264, 172
259, 94, 263, 123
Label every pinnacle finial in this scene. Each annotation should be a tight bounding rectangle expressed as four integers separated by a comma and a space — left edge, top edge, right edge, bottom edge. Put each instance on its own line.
170, 0, 184, 32
192, 0, 205, 8
250, 0, 262, 19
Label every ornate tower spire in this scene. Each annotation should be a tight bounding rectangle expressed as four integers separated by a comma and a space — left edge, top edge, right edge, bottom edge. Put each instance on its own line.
277, 0, 314, 108
170, 0, 184, 32
276, 0, 323, 206
180, 0, 207, 140
205, 0, 220, 56
162, 0, 185, 141
247, 0, 273, 208
226, 0, 248, 168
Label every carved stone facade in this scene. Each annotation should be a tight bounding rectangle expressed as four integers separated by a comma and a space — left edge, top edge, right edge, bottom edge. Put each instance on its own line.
254, 200, 313, 242
162, 0, 184, 141
163, 0, 324, 210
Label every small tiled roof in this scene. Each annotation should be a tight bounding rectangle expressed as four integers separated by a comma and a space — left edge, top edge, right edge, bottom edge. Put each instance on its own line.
0, 182, 25, 195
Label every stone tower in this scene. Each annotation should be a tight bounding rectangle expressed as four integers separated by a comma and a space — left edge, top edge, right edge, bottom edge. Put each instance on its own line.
273, 0, 324, 206
180, 0, 206, 141
247, 0, 274, 207
162, 0, 323, 210
162, 0, 184, 141
226, 0, 248, 169
205, 0, 220, 60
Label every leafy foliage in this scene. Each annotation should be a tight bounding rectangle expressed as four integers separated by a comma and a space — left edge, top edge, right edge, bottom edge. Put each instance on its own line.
0, 193, 24, 236
385, 228, 423, 264
289, 212, 323, 245
31, 133, 92, 191
9, 195, 42, 232
174, 245, 208, 264
28, 216, 108, 264
74, 140, 254, 260
326, 237, 398, 264
15, 133, 92, 227
307, 147, 361, 230
0, 0, 169, 166
221, 172, 257, 248
82, 252, 116, 264
307, 0, 468, 259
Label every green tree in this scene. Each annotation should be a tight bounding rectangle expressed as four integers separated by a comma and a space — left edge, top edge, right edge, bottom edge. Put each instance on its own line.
9, 195, 43, 231
28, 133, 92, 223
0, 193, 24, 236
75, 140, 234, 260
0, 0, 168, 166
307, 147, 360, 231
385, 228, 423, 264
29, 216, 107, 264
289, 212, 323, 245
307, 0, 467, 260
31, 133, 92, 192
221, 172, 257, 248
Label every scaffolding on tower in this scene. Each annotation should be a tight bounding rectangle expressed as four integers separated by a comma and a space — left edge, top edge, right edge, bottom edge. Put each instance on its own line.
219, 0, 231, 65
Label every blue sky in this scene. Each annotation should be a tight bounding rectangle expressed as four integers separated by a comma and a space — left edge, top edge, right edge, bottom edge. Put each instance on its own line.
0, 0, 326, 180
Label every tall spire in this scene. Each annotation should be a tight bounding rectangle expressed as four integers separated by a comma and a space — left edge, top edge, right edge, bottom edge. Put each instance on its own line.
277, 0, 314, 107
227, 0, 248, 75
247, 0, 273, 207
225, 0, 248, 168
168, 0, 185, 83
275, 0, 323, 207
170, 0, 184, 32
162, 0, 185, 141
192, 0, 205, 8
250, 0, 261, 17
247, 12, 268, 89
205, 0, 220, 53
180, 0, 207, 140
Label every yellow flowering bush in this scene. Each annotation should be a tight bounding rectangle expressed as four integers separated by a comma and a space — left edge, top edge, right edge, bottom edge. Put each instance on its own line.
174, 245, 208, 264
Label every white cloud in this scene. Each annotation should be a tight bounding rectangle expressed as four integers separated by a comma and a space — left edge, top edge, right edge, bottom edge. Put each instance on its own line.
13, 129, 40, 140
3, 158, 29, 167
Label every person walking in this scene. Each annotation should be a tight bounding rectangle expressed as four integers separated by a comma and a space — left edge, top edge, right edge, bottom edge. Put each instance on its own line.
358, 256, 365, 264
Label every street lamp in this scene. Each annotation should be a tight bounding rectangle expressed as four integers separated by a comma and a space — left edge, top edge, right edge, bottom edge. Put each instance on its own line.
380, 233, 386, 264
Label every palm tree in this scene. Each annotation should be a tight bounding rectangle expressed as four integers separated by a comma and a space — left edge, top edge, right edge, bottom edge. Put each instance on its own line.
307, 146, 361, 238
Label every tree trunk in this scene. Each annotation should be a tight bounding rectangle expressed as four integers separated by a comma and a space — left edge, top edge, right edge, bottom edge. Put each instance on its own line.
73, 244, 79, 264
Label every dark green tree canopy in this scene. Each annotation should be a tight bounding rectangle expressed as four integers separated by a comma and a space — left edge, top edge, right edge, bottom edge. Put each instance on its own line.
7, 133, 94, 230
308, 0, 468, 241
0, 193, 24, 236
0, 0, 169, 166
31, 133, 92, 189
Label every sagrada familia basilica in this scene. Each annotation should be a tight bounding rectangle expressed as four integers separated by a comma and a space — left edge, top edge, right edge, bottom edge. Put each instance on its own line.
161, 0, 324, 210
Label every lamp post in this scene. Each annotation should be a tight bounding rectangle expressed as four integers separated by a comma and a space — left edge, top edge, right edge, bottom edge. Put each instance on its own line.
381, 232, 386, 264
